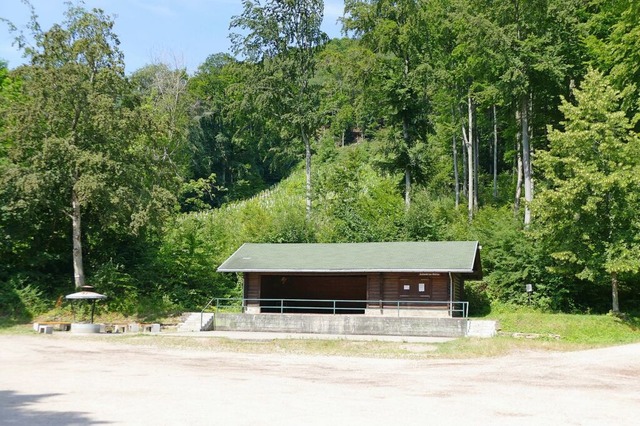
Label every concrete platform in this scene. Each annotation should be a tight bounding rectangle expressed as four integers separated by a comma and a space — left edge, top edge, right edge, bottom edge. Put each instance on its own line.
212, 313, 470, 337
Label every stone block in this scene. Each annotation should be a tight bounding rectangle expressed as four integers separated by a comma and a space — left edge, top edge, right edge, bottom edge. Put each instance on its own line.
38, 325, 53, 334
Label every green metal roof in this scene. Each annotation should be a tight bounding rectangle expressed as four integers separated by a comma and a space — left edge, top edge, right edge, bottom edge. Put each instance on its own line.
217, 241, 482, 277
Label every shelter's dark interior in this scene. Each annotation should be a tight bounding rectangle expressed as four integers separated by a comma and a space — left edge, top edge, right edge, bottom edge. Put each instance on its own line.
260, 275, 367, 314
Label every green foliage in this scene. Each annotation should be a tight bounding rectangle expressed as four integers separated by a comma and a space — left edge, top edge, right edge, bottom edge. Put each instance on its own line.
535, 68, 640, 312
0, 274, 50, 321
151, 215, 237, 309
230, 0, 329, 214
186, 54, 284, 206
316, 39, 377, 145
129, 62, 194, 180
314, 145, 405, 242
1, 3, 179, 302
585, 0, 640, 117
92, 261, 139, 315
403, 191, 461, 241
178, 174, 217, 212
464, 281, 491, 316
342, 0, 437, 200
467, 207, 569, 311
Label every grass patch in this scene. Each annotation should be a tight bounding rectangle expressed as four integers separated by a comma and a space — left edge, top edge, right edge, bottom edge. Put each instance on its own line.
0, 321, 33, 334
487, 309, 640, 346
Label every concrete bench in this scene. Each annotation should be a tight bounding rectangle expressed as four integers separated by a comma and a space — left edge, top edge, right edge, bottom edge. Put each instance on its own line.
140, 323, 161, 333
38, 325, 53, 334
33, 322, 72, 332
123, 323, 161, 333
104, 324, 128, 333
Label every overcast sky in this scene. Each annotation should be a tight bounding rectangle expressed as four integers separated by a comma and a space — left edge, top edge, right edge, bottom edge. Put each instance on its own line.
1, 0, 345, 74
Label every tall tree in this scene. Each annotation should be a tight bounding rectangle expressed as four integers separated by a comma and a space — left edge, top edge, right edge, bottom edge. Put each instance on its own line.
535, 69, 640, 313
0, 5, 178, 290
496, 0, 586, 226
585, 0, 640, 119
230, 0, 328, 217
315, 38, 377, 147
130, 60, 193, 178
443, 0, 508, 219
343, 0, 436, 207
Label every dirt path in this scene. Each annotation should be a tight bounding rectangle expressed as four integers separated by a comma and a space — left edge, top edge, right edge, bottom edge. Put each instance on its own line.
1, 334, 639, 425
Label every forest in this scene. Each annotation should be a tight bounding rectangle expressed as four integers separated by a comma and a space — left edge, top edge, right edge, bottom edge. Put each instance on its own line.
1, 0, 639, 323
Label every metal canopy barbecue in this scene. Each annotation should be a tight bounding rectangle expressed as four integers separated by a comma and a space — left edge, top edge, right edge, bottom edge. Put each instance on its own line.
65, 286, 107, 323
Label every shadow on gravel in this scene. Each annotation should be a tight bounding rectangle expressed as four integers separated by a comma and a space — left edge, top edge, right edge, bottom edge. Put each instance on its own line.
0, 390, 109, 425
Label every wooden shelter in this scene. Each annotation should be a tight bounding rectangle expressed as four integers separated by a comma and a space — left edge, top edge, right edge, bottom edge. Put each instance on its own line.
217, 241, 482, 317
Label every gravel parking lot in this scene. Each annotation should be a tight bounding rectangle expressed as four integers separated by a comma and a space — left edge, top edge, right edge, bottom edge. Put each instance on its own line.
1, 334, 639, 425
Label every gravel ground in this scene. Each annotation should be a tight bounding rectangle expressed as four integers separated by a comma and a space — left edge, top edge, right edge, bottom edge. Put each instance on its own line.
1, 334, 639, 425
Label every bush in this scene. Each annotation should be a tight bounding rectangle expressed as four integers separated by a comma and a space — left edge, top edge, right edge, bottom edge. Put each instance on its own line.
314, 148, 405, 242
0, 274, 50, 321
92, 261, 139, 316
465, 281, 491, 316
465, 206, 571, 312
0, 281, 25, 321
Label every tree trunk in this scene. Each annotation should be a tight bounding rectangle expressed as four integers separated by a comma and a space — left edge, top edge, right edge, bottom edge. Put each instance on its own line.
493, 104, 498, 199
404, 167, 411, 208
463, 93, 474, 222
402, 115, 411, 208
303, 130, 312, 218
402, 55, 412, 209
72, 189, 85, 290
462, 128, 468, 198
473, 119, 479, 211
453, 132, 459, 208
521, 95, 533, 226
611, 272, 620, 313
514, 108, 523, 215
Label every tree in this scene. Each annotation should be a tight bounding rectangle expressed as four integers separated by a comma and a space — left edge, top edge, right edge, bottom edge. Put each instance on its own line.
187, 53, 294, 205
130, 59, 193, 178
187, 53, 237, 192
535, 69, 640, 313
585, 0, 640, 119
498, 0, 589, 226
0, 5, 178, 290
343, 0, 435, 207
315, 38, 377, 147
230, 0, 328, 217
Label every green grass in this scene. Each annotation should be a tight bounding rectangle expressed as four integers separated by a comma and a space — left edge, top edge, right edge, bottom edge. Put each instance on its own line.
430, 310, 640, 358
0, 321, 33, 334
488, 309, 640, 345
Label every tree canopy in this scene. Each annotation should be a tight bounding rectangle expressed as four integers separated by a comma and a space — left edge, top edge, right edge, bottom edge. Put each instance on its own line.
1, 5, 178, 294
535, 69, 640, 313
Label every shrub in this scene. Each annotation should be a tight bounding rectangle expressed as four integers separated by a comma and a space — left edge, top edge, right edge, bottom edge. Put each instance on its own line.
0, 274, 50, 321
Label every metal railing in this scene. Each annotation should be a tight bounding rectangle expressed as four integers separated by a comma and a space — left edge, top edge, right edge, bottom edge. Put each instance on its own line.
200, 298, 468, 328
199, 297, 218, 331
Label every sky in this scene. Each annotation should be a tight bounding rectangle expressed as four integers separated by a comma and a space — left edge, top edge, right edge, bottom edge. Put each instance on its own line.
0, 0, 345, 74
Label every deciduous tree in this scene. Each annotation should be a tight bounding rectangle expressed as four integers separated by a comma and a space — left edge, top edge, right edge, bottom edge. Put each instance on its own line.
535, 69, 640, 313
230, 0, 328, 217
0, 5, 178, 290
343, 0, 436, 208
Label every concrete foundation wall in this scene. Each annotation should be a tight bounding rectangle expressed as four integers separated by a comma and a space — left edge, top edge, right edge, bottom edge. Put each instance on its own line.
213, 313, 469, 338
364, 308, 451, 318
